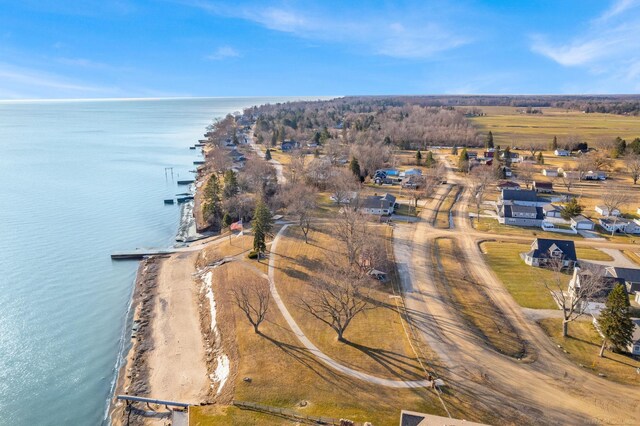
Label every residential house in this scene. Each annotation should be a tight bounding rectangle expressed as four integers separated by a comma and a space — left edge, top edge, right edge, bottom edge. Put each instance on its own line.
499, 189, 548, 207
399, 411, 489, 426
467, 151, 478, 160
569, 264, 628, 315
496, 181, 521, 191
554, 149, 570, 156
542, 203, 562, 218
401, 168, 423, 177
484, 150, 495, 158
595, 205, 620, 216
359, 193, 396, 216
542, 168, 559, 177
503, 166, 513, 177
571, 215, 595, 230
281, 139, 300, 151
604, 266, 640, 294
628, 320, 640, 356
500, 204, 545, 227
599, 217, 640, 234
521, 238, 577, 267
533, 181, 553, 193
584, 170, 606, 181
501, 151, 522, 163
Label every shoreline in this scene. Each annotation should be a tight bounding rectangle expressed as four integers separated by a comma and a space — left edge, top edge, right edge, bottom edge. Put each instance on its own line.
110, 256, 161, 426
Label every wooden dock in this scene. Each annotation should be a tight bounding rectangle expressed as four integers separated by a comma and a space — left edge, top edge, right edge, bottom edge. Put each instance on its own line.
177, 179, 195, 185
111, 249, 177, 260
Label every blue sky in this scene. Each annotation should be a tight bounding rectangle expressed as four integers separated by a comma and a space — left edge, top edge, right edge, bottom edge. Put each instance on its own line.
1, 0, 640, 99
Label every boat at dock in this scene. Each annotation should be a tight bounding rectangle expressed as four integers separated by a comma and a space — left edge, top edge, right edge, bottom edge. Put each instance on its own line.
176, 192, 191, 196
193, 160, 205, 165
177, 179, 194, 185
189, 146, 196, 150
194, 143, 205, 147
164, 199, 175, 205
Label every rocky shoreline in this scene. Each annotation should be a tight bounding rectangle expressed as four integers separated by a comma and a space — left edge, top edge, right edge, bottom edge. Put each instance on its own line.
109, 256, 161, 426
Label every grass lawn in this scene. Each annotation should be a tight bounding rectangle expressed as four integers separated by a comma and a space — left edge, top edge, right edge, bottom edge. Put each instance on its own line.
623, 250, 640, 266
434, 186, 459, 229
575, 248, 614, 261
434, 239, 525, 357
480, 242, 559, 309
474, 219, 579, 240
189, 225, 496, 425
538, 319, 640, 386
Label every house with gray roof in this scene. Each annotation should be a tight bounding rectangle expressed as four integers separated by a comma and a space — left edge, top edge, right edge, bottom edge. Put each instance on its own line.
628, 320, 640, 356
359, 193, 396, 216
521, 238, 577, 268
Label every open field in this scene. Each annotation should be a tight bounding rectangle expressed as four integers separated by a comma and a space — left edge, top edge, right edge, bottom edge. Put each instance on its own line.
480, 242, 559, 309
470, 107, 640, 147
474, 219, 579, 240
623, 250, 640, 266
191, 224, 496, 425
433, 238, 525, 357
538, 319, 640, 386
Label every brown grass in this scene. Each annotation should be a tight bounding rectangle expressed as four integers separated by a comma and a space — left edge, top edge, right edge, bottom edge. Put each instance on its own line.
434, 186, 459, 229
539, 319, 640, 386
433, 238, 526, 358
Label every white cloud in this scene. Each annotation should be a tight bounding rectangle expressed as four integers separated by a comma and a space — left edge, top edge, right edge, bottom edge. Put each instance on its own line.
530, 0, 640, 86
205, 46, 241, 60
182, 1, 472, 59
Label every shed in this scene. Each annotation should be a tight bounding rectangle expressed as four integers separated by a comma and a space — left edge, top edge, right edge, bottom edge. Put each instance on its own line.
533, 181, 553, 193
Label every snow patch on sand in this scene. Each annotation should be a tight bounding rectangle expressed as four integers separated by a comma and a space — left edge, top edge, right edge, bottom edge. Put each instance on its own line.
202, 270, 229, 395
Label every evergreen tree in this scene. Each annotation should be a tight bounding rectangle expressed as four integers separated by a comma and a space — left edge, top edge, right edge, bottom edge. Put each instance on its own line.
320, 126, 331, 144
415, 150, 422, 165
222, 212, 233, 228
252, 201, 273, 257
223, 169, 239, 199
232, 129, 239, 145
536, 152, 544, 165
458, 148, 469, 172
277, 125, 285, 143
349, 157, 361, 179
560, 197, 583, 220
613, 137, 627, 158
265, 148, 272, 161
598, 284, 634, 357
485, 131, 494, 149
314, 148, 320, 158
270, 129, 277, 147
451, 145, 458, 155
629, 138, 640, 155
503, 146, 512, 166
425, 151, 435, 167
313, 131, 321, 145
203, 174, 222, 227
383, 136, 392, 145
551, 136, 558, 151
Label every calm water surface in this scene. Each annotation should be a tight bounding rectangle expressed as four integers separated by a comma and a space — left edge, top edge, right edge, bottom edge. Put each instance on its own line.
0, 97, 311, 425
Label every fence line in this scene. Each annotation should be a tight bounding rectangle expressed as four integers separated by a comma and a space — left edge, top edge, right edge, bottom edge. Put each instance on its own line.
233, 400, 362, 425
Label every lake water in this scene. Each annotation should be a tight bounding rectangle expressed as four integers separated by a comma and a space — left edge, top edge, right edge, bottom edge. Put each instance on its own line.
0, 97, 313, 425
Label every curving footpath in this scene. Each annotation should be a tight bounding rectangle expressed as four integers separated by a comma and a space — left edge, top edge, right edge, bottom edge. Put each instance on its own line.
266, 223, 432, 389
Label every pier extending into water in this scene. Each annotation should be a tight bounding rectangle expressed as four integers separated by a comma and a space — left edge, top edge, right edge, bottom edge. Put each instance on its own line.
110, 249, 177, 260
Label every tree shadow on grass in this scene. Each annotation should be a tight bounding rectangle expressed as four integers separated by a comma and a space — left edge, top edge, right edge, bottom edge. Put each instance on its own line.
341, 339, 427, 380
256, 331, 359, 393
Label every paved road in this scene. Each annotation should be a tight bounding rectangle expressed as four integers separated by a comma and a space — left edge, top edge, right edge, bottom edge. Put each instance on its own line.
391, 157, 640, 424
586, 248, 640, 268
246, 130, 287, 184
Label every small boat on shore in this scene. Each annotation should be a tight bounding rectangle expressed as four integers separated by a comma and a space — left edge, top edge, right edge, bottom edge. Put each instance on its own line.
177, 196, 194, 203
164, 199, 175, 205
176, 192, 191, 196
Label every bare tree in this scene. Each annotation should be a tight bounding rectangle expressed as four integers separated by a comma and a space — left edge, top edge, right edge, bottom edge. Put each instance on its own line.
333, 205, 369, 267
287, 150, 307, 184
601, 183, 630, 235
230, 274, 271, 333
469, 166, 495, 223
206, 145, 233, 173
324, 139, 346, 166
329, 168, 360, 205
625, 153, 640, 185
525, 141, 544, 159
281, 183, 317, 243
241, 156, 278, 196
540, 259, 605, 337
305, 157, 333, 190
517, 162, 535, 189
406, 163, 445, 214
588, 151, 614, 172
298, 266, 375, 341
575, 154, 592, 181
559, 169, 578, 194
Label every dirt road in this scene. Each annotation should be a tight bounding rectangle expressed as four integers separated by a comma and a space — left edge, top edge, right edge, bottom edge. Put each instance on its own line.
393, 158, 640, 424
